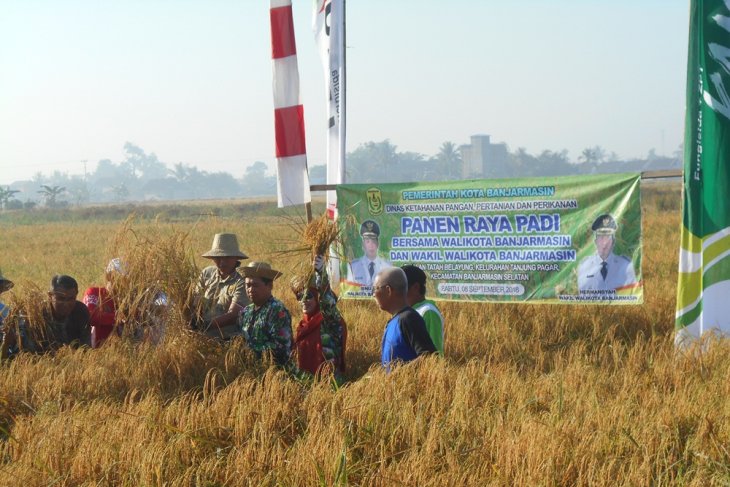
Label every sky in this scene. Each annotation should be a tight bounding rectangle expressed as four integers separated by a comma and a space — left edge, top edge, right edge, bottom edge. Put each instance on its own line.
0, 0, 689, 185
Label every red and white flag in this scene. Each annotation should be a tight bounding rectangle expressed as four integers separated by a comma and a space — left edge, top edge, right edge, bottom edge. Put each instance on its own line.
313, 0, 345, 219
271, 0, 311, 208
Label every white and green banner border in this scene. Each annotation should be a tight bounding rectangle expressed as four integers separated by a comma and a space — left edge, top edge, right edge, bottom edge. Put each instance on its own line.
337, 173, 643, 304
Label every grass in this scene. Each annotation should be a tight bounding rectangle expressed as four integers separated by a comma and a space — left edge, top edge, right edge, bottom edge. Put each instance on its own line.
1, 182, 728, 486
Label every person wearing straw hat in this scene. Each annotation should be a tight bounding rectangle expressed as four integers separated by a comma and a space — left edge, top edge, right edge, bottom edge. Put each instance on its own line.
239, 261, 293, 367
193, 233, 250, 340
577, 214, 637, 293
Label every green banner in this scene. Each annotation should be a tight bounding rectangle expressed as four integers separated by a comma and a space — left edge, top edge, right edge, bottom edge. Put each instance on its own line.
676, 1, 730, 343
337, 173, 642, 304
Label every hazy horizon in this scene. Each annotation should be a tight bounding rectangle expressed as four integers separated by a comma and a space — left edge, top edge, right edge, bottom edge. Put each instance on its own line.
0, 1, 689, 185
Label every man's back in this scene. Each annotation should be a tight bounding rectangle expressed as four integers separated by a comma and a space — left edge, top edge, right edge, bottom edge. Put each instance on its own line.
381, 306, 436, 368
412, 299, 444, 355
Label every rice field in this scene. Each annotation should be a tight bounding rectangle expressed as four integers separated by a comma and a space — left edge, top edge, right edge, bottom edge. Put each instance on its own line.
1, 183, 728, 486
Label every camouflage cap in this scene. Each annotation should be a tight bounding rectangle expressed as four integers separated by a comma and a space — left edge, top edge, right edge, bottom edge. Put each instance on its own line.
591, 214, 617, 235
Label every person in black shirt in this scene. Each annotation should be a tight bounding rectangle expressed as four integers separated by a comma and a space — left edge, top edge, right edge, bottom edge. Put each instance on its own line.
3, 275, 91, 357
42, 274, 91, 350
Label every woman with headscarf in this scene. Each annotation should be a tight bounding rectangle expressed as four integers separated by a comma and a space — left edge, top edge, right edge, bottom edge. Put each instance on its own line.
83, 258, 123, 348
292, 255, 347, 379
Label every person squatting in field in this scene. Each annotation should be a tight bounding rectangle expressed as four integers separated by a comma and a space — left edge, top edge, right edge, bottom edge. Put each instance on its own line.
2, 274, 91, 358
239, 261, 293, 367
373, 267, 437, 370
0, 270, 15, 358
192, 233, 250, 340
0, 270, 13, 326
83, 258, 124, 348
291, 255, 347, 380
401, 264, 445, 356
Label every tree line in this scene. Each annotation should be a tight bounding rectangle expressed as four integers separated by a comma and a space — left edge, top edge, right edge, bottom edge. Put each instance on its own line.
0, 140, 681, 209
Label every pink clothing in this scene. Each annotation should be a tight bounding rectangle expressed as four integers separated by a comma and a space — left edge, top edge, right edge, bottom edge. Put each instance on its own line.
82, 287, 118, 348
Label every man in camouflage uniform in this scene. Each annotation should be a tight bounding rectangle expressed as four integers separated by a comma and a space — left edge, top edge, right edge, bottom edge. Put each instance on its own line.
193, 233, 250, 340
238, 261, 292, 366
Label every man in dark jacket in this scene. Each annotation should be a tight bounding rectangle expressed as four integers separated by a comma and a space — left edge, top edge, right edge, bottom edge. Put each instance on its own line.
3, 275, 90, 357
42, 274, 91, 350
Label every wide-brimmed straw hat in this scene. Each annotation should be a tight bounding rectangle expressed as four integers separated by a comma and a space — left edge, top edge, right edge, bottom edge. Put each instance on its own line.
241, 261, 282, 281
202, 233, 248, 259
0, 269, 13, 293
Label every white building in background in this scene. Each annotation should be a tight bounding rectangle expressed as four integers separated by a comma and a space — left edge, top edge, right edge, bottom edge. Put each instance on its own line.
460, 134, 509, 178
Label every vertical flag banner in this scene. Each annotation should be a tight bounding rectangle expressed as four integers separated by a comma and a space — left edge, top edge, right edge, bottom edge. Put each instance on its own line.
314, 0, 345, 282
676, 0, 730, 345
271, 0, 311, 208
336, 173, 643, 305
313, 0, 346, 216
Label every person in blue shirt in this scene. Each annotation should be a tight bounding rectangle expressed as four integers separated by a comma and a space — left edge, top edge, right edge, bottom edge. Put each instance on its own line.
0, 270, 14, 359
0, 270, 13, 321
373, 267, 436, 370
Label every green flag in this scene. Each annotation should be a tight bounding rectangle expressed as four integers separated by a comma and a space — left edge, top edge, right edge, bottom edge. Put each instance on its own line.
676, 0, 730, 345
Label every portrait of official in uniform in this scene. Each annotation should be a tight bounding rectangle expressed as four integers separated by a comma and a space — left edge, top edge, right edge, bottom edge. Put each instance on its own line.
577, 214, 637, 292
347, 220, 392, 287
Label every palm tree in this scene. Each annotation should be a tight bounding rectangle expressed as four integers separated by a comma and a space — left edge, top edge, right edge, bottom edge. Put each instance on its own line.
170, 162, 190, 183
436, 141, 462, 180
37, 185, 66, 208
0, 187, 20, 210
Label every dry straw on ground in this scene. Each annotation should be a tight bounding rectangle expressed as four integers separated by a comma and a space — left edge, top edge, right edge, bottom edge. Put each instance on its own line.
0, 185, 728, 486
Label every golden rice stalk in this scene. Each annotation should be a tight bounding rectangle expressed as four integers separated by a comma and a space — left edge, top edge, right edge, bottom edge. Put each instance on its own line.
2, 281, 52, 355
301, 213, 342, 257
102, 216, 200, 337
279, 212, 355, 299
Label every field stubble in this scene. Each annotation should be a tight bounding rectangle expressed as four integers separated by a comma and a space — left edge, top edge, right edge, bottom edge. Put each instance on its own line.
1, 186, 729, 485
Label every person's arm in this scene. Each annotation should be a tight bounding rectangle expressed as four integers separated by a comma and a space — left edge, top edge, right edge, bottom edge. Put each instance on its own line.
210, 277, 247, 329
421, 308, 444, 355
77, 303, 92, 347
209, 304, 243, 329
315, 260, 344, 324
266, 305, 293, 366
399, 313, 437, 357
317, 277, 346, 365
